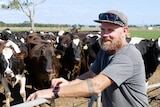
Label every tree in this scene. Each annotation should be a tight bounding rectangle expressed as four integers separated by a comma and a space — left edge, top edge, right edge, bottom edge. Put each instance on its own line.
0, 21, 5, 27
1, 0, 46, 31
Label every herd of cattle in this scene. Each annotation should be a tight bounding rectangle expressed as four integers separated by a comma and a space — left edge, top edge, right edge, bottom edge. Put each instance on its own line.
0, 28, 160, 107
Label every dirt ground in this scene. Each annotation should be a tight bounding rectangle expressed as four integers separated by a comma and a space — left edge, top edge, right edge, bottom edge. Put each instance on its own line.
147, 65, 160, 107
1, 65, 160, 107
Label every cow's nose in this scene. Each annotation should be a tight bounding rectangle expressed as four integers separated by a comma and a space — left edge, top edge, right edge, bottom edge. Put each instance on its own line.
46, 69, 53, 73
4, 71, 14, 77
11, 77, 16, 83
4, 72, 11, 77
158, 57, 160, 61
75, 58, 80, 61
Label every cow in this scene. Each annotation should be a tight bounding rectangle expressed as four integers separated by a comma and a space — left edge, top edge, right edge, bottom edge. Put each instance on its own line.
128, 37, 160, 81
56, 32, 88, 80
0, 28, 28, 57
82, 33, 101, 67
38, 31, 57, 43
26, 33, 61, 89
0, 39, 27, 107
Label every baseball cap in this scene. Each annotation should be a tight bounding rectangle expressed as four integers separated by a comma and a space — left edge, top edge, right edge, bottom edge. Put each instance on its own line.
94, 10, 128, 27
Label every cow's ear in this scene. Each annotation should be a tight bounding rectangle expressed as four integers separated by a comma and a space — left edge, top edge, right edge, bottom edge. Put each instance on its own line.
18, 51, 27, 59
54, 49, 64, 59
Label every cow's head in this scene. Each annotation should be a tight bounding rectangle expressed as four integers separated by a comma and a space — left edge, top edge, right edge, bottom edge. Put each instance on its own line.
39, 43, 55, 73
29, 42, 59, 79
0, 40, 26, 87
72, 35, 82, 61
60, 33, 82, 61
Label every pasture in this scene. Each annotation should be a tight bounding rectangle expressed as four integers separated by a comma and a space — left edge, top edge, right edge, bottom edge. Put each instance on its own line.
129, 27, 160, 39
0, 26, 160, 39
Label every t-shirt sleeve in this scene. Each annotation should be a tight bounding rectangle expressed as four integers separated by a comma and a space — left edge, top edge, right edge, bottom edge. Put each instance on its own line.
101, 54, 133, 86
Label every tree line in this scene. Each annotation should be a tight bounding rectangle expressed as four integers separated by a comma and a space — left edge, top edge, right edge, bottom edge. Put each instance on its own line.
1, 21, 160, 28
0, 21, 95, 28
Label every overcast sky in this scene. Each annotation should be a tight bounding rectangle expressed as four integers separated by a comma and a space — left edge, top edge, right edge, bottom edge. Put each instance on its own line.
0, 0, 160, 26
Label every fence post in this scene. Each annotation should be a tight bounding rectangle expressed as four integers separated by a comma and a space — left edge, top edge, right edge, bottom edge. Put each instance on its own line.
11, 98, 49, 107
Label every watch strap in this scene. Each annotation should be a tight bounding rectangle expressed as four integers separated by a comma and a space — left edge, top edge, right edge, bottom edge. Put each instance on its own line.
54, 91, 59, 98
53, 86, 60, 98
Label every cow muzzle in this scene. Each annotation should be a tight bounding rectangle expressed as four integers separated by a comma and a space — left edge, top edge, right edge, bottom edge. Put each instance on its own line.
4, 71, 17, 86
4, 71, 14, 78
46, 69, 53, 73
4, 75, 16, 87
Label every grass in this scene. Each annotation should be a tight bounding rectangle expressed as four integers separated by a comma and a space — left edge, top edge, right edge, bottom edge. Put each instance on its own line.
0, 26, 100, 32
0, 27, 160, 40
129, 29, 160, 40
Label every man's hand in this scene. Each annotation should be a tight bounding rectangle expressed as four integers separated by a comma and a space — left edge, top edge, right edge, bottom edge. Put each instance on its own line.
51, 77, 69, 88
26, 88, 54, 101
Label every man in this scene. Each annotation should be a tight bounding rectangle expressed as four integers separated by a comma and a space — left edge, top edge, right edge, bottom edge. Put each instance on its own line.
27, 10, 150, 107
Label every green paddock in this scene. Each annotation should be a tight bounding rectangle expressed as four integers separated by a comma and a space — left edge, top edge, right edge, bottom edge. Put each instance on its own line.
129, 29, 160, 39
0, 27, 160, 40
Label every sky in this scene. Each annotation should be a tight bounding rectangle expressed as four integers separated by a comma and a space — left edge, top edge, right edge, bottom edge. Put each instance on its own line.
0, 0, 160, 26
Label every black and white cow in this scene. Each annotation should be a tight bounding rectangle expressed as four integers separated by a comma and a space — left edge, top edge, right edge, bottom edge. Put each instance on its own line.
0, 28, 28, 57
82, 33, 101, 67
56, 32, 88, 80
0, 39, 27, 107
128, 36, 160, 80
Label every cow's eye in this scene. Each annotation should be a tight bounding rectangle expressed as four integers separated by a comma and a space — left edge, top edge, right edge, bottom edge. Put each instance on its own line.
41, 50, 45, 55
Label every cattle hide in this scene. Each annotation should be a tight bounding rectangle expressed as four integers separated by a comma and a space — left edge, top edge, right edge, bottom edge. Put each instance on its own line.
56, 33, 88, 80
0, 39, 27, 107
26, 33, 60, 89
128, 37, 160, 80
82, 33, 100, 67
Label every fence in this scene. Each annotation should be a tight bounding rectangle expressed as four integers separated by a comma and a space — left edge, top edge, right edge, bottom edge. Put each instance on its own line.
11, 98, 49, 107
11, 83, 160, 107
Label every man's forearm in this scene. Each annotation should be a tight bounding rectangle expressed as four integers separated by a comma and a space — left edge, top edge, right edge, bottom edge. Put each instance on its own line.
58, 78, 95, 98
66, 70, 96, 86
78, 70, 96, 80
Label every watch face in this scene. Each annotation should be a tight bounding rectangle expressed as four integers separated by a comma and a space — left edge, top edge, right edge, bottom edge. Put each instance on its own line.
54, 86, 59, 92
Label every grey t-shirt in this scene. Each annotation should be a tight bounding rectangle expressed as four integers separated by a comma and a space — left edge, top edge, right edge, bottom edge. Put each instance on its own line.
91, 44, 150, 107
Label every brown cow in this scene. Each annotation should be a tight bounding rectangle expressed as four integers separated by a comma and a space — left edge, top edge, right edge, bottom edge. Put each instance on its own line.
26, 33, 61, 89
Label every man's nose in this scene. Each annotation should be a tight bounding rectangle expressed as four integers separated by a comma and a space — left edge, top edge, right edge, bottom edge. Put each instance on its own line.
101, 32, 110, 37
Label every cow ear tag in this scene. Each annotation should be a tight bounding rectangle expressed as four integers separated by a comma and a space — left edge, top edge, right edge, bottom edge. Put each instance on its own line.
83, 44, 88, 50
56, 54, 61, 59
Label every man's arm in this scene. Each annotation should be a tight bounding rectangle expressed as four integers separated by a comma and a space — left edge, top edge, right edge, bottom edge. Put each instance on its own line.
78, 70, 97, 80
60, 70, 97, 86
58, 73, 114, 98
27, 73, 113, 101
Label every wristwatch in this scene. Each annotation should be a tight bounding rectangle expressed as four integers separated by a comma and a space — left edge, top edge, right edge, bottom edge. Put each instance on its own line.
53, 86, 60, 98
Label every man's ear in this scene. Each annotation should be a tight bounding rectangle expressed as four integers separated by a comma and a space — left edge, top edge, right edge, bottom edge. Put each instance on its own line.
123, 27, 128, 37
123, 27, 128, 33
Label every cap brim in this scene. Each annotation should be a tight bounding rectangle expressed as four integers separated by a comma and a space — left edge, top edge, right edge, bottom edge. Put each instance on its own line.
94, 20, 114, 23
94, 20, 124, 27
